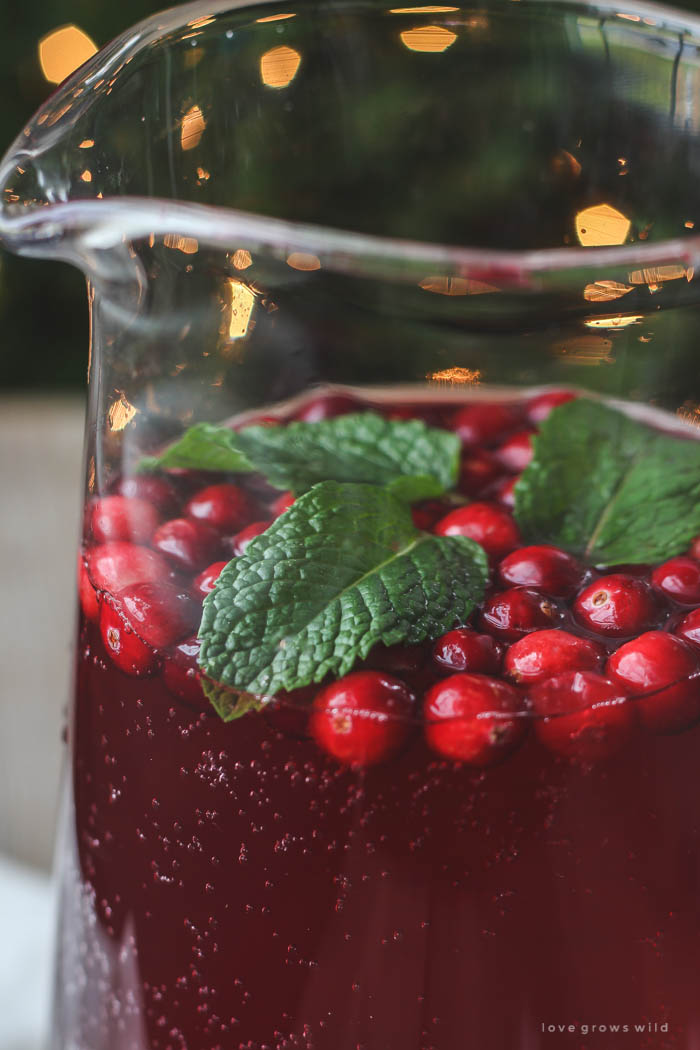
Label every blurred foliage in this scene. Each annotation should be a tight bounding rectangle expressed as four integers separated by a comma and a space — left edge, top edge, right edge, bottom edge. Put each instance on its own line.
2, 0, 700, 391
0, 0, 165, 389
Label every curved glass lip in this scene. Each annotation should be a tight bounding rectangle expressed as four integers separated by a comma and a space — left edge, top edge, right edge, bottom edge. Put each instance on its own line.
4, 0, 700, 286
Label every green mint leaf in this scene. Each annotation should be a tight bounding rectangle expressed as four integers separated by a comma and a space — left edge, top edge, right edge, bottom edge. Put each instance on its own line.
198, 481, 488, 697
514, 399, 700, 565
141, 412, 459, 497
201, 678, 266, 722
232, 412, 460, 496
140, 422, 254, 473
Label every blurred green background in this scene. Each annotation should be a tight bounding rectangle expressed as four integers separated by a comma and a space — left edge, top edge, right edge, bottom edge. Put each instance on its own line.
0, 0, 168, 390
3, 0, 700, 392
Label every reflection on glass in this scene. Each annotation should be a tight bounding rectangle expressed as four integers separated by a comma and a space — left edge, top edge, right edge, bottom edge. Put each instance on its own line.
180, 105, 206, 151
400, 24, 458, 51
260, 45, 302, 88
575, 203, 631, 246
286, 251, 321, 270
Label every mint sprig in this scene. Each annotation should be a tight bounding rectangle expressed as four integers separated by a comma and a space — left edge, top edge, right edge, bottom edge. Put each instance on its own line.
198, 481, 488, 701
140, 422, 253, 474
515, 399, 700, 565
141, 412, 460, 499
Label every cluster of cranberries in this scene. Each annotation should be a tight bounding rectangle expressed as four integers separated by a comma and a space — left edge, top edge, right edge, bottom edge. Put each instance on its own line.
80, 389, 700, 770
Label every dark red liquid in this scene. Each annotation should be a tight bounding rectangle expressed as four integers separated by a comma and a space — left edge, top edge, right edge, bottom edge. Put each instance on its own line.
57, 613, 700, 1050
57, 395, 700, 1049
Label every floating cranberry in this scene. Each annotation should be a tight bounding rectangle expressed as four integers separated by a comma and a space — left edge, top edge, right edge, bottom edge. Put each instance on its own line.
530, 671, 636, 761
412, 500, 450, 531
77, 553, 99, 622
163, 636, 207, 707
432, 628, 504, 675
606, 631, 700, 733
90, 495, 160, 545
99, 596, 158, 676
434, 502, 520, 560
494, 430, 535, 473
192, 561, 228, 600
232, 520, 272, 556
651, 556, 700, 606
676, 609, 700, 650
272, 491, 295, 517
526, 390, 577, 424
504, 629, 604, 686
573, 574, 660, 637
452, 403, 520, 447
458, 449, 502, 497
309, 671, 415, 766
152, 518, 220, 572
297, 394, 359, 423
87, 542, 170, 594
113, 581, 199, 649
498, 544, 584, 598
186, 483, 256, 534
424, 674, 526, 765
479, 587, 562, 641
491, 474, 519, 510
115, 475, 179, 516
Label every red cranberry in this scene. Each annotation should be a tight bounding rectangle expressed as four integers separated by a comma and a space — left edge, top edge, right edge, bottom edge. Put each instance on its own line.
152, 518, 220, 571
504, 629, 604, 686
452, 403, 520, 447
192, 561, 228, 600
531, 671, 636, 761
424, 674, 526, 765
90, 495, 160, 545
186, 483, 256, 534
499, 544, 584, 598
163, 636, 207, 707
676, 609, 700, 650
434, 502, 520, 560
309, 671, 415, 766
231, 520, 271, 556
99, 596, 158, 676
411, 500, 450, 531
87, 542, 170, 594
458, 449, 502, 497
494, 430, 535, 473
606, 631, 700, 733
115, 475, 179, 516
272, 491, 295, 517
78, 553, 99, 622
432, 628, 504, 675
297, 394, 359, 423
479, 587, 562, 641
491, 474, 519, 510
526, 390, 577, 424
573, 574, 660, 637
113, 581, 199, 649
651, 556, 700, 606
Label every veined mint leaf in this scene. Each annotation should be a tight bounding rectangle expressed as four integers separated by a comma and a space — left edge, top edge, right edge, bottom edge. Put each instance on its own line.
514, 399, 700, 565
198, 481, 488, 697
140, 422, 253, 474
141, 412, 460, 498
231, 412, 460, 496
201, 678, 266, 722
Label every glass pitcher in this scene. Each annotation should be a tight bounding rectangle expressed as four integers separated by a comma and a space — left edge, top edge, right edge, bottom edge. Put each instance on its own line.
5, 0, 700, 1046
